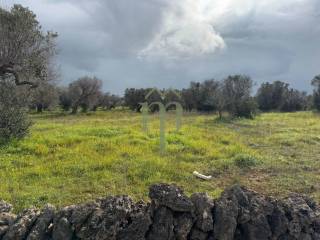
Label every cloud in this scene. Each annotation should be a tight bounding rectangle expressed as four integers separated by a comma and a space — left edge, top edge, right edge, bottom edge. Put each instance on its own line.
2, 0, 320, 93
139, 0, 226, 59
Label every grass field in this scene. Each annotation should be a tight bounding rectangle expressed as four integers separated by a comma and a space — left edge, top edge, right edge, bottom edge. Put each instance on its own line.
1, 110, 320, 211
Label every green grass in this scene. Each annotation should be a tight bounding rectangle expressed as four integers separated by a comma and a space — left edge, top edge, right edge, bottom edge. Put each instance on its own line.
1, 110, 320, 211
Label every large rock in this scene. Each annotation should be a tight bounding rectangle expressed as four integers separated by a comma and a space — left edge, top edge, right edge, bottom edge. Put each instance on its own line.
214, 187, 239, 240
189, 228, 209, 240
69, 201, 100, 238
27, 204, 56, 240
214, 185, 274, 240
191, 193, 214, 233
173, 212, 194, 240
282, 194, 320, 239
149, 184, 194, 212
0, 201, 16, 239
237, 189, 273, 240
147, 206, 174, 240
52, 217, 73, 240
269, 202, 289, 239
3, 208, 40, 240
71, 195, 151, 240
0, 213, 16, 228
52, 205, 75, 240
117, 201, 152, 240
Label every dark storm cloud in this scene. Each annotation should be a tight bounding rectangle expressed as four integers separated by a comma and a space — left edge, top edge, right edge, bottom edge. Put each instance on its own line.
2, 0, 320, 93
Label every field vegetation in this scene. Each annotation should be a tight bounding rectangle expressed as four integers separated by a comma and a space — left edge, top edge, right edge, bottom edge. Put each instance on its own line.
1, 110, 320, 211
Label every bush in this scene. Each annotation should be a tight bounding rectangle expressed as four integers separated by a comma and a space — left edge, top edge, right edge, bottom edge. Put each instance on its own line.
233, 154, 258, 169
222, 75, 257, 119
234, 98, 258, 119
0, 81, 31, 143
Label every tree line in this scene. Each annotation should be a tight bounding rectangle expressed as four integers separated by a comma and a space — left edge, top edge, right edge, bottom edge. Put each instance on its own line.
122, 77, 318, 117
29, 74, 319, 119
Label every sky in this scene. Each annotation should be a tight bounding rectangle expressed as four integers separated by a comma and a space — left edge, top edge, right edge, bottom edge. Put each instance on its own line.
1, 0, 320, 94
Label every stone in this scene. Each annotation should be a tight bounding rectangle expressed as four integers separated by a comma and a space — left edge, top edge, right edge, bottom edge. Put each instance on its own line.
270, 203, 289, 238
191, 192, 214, 232
70, 201, 100, 238
149, 183, 194, 212
299, 232, 312, 240
0, 184, 319, 240
173, 212, 193, 240
0, 212, 17, 226
94, 195, 137, 240
52, 217, 73, 240
0, 212, 16, 238
241, 215, 272, 240
72, 195, 151, 240
27, 204, 56, 240
3, 208, 40, 240
214, 188, 239, 240
240, 194, 273, 239
190, 228, 208, 240
147, 206, 174, 240
0, 200, 12, 213
117, 201, 152, 240
0, 226, 9, 238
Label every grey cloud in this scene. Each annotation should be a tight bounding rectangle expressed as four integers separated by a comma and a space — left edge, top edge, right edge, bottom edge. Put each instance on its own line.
2, 0, 320, 93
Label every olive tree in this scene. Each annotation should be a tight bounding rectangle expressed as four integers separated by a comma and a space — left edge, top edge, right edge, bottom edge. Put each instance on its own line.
0, 4, 57, 142
222, 75, 257, 118
0, 5, 57, 87
124, 88, 148, 112
181, 80, 220, 112
98, 93, 122, 110
58, 87, 72, 111
69, 76, 103, 113
0, 80, 31, 143
256, 81, 290, 111
29, 83, 59, 112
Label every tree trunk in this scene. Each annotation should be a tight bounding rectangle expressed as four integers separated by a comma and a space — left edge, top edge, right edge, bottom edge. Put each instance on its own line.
37, 104, 43, 113
71, 106, 78, 114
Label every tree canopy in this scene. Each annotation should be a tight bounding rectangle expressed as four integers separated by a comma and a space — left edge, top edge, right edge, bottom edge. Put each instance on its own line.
0, 4, 57, 88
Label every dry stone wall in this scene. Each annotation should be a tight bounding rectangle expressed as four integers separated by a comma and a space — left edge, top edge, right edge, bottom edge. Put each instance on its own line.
1, 183, 320, 240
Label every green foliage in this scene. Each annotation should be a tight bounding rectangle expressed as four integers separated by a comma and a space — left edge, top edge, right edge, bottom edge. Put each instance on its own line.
257, 81, 308, 112
0, 81, 31, 143
181, 80, 220, 112
0, 111, 320, 212
222, 75, 257, 118
58, 87, 72, 111
68, 76, 102, 113
124, 88, 148, 112
29, 83, 59, 112
233, 98, 258, 119
233, 154, 258, 168
0, 4, 57, 87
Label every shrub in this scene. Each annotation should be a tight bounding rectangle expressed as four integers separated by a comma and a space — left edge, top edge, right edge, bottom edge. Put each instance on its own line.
222, 75, 257, 119
233, 154, 258, 169
0, 81, 31, 143
234, 98, 258, 119
59, 88, 72, 111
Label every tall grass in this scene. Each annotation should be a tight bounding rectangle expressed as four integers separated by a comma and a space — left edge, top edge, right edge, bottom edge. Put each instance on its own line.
0, 110, 319, 211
